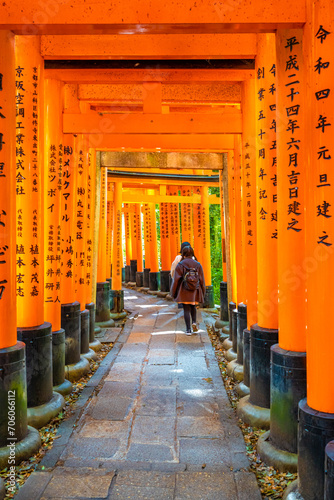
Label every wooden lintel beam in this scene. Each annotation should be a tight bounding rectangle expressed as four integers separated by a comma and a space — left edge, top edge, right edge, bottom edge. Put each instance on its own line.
1, 1, 305, 34
117, 178, 219, 189
63, 112, 242, 135
109, 193, 220, 204
86, 133, 234, 151
45, 68, 255, 84
41, 34, 257, 59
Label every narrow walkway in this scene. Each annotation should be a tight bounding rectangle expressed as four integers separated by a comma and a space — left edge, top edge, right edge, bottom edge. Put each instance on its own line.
16, 289, 261, 500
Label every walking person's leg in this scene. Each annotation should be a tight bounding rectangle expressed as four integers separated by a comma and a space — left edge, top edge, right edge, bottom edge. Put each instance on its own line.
190, 304, 198, 332
182, 304, 192, 335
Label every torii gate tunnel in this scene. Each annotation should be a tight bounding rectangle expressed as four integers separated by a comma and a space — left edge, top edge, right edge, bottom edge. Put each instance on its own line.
0, 1, 334, 498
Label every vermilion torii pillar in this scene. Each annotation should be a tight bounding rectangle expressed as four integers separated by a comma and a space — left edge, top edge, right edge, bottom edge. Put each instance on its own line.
181, 185, 194, 247
123, 203, 132, 283
201, 186, 214, 308
193, 185, 203, 265
86, 149, 101, 351
224, 151, 238, 358
0, 30, 41, 469
44, 78, 72, 396
95, 164, 114, 326
74, 134, 96, 361
60, 132, 90, 381
143, 202, 151, 288
258, 29, 307, 473
228, 151, 238, 307
135, 204, 144, 287
227, 134, 248, 380
106, 177, 113, 280
160, 199, 171, 293
238, 33, 278, 430
15, 35, 64, 429
147, 192, 160, 292
129, 203, 138, 283
235, 78, 258, 399
168, 185, 181, 266
294, 6, 334, 499
111, 180, 125, 318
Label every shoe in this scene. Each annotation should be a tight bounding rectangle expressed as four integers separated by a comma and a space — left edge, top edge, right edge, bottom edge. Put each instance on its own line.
192, 323, 198, 332
186, 330, 192, 336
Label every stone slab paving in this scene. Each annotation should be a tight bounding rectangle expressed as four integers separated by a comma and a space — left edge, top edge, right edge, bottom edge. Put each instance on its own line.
15, 288, 261, 500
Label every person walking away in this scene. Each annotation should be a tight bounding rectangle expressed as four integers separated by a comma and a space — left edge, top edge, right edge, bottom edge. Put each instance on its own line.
170, 245, 205, 335
170, 241, 191, 279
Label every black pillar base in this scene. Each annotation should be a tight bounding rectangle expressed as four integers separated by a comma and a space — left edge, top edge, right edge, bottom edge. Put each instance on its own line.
160, 270, 170, 292
80, 310, 96, 361
96, 281, 112, 323
65, 356, 90, 383
17, 323, 65, 429
143, 268, 151, 288
52, 329, 72, 396
226, 307, 238, 360
149, 271, 160, 291
270, 346, 306, 454
325, 441, 334, 500
17, 322, 53, 409
236, 381, 250, 398
0, 425, 41, 469
110, 289, 124, 314
228, 303, 247, 382
220, 281, 229, 321
0, 342, 28, 446
124, 265, 131, 283
136, 271, 144, 287
27, 391, 64, 429
53, 378, 73, 397
61, 302, 81, 365
298, 399, 334, 500
243, 329, 251, 389
249, 323, 278, 409
85, 302, 96, 343
226, 358, 244, 382
237, 323, 278, 430
203, 285, 214, 308
122, 267, 125, 282
228, 301, 236, 342
86, 302, 102, 352
237, 303, 247, 365
130, 260, 137, 282
80, 309, 90, 355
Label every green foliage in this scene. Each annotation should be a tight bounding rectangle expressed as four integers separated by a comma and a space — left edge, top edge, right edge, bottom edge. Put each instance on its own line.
209, 187, 223, 304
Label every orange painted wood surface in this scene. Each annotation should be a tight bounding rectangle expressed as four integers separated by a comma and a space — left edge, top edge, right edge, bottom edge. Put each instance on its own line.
255, 34, 278, 329
97, 167, 108, 282
15, 35, 45, 328
111, 181, 123, 290
305, 0, 334, 413
44, 78, 62, 331
241, 79, 258, 329
41, 34, 257, 59
88, 134, 234, 152
0, 31, 17, 348
63, 112, 242, 135
276, 29, 306, 352
0, 0, 305, 34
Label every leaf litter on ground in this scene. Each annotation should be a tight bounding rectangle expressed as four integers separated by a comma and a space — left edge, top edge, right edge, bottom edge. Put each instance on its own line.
0, 341, 115, 499
206, 325, 297, 499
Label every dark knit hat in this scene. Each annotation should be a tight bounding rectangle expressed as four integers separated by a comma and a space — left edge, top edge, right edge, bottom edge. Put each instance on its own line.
179, 241, 190, 253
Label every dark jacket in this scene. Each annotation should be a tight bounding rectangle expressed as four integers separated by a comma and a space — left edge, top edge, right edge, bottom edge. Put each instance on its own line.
170, 257, 205, 304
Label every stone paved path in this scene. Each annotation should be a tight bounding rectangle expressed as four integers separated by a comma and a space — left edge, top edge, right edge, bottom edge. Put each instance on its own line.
15, 288, 261, 500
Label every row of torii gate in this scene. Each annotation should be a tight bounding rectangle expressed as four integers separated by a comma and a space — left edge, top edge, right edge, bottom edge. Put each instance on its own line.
1, 0, 334, 499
